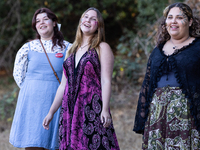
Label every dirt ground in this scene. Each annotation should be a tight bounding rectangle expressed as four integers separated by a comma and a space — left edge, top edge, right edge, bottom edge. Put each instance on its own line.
0, 82, 143, 150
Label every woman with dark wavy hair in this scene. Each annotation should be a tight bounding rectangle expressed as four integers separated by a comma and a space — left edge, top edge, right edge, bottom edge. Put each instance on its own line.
43, 7, 120, 150
9, 8, 71, 150
133, 2, 200, 149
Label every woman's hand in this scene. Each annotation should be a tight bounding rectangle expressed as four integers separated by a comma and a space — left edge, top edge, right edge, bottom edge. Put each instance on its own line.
42, 113, 53, 130
42, 72, 67, 130
100, 109, 112, 128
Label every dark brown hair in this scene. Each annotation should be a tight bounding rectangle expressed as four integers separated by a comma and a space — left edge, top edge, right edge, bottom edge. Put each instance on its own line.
156, 2, 200, 46
32, 8, 65, 49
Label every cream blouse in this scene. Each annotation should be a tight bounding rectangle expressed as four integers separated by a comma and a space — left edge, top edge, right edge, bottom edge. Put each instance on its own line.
13, 39, 71, 87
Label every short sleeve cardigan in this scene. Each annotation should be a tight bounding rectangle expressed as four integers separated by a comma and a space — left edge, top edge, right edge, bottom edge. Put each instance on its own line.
133, 37, 200, 134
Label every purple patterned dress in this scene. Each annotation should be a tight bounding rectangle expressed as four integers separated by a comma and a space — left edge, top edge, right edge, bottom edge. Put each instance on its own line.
59, 48, 120, 150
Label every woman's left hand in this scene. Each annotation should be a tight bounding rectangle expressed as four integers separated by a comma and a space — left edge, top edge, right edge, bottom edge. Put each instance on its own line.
100, 109, 112, 128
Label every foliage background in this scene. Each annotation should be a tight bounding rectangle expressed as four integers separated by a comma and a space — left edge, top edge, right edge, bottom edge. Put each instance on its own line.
2, 0, 200, 127
2, 0, 200, 149
2, 0, 195, 121
0, 0, 184, 75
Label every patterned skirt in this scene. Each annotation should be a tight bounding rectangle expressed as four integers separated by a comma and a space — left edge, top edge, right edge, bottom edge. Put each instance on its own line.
143, 86, 200, 150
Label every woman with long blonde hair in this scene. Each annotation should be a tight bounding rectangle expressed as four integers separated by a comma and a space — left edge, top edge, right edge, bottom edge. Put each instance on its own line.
43, 7, 120, 150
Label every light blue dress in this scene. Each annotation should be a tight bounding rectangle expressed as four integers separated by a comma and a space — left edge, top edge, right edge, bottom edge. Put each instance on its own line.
9, 39, 71, 149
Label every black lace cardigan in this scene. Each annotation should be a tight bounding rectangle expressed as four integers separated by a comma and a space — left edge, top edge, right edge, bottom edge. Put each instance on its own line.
133, 37, 200, 134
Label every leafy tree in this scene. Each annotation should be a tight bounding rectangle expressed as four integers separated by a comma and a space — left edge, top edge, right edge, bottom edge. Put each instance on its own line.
1, 0, 195, 90
0, 0, 137, 71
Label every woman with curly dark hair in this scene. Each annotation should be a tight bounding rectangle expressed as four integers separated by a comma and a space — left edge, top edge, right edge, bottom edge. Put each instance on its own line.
133, 2, 200, 149
9, 8, 71, 150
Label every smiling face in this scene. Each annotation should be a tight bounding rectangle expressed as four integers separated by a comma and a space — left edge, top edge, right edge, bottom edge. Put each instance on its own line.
80, 10, 98, 36
35, 13, 55, 40
165, 7, 192, 39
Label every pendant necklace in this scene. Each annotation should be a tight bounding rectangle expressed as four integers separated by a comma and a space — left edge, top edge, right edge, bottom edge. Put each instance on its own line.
79, 44, 89, 50
170, 36, 190, 49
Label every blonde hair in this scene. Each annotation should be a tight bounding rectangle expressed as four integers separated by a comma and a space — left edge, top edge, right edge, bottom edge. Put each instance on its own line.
65, 7, 105, 59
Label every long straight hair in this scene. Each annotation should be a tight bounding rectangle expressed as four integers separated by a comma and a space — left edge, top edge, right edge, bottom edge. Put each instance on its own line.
32, 8, 65, 50
65, 7, 105, 59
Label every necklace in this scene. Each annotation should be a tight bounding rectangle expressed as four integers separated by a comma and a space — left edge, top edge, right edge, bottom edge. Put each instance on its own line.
170, 36, 190, 49
79, 43, 89, 50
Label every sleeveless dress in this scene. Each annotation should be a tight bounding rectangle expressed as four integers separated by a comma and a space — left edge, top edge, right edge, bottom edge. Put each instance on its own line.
59, 48, 120, 150
9, 40, 70, 149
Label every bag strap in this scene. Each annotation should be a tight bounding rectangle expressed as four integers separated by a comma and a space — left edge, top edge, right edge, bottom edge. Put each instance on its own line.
39, 39, 61, 84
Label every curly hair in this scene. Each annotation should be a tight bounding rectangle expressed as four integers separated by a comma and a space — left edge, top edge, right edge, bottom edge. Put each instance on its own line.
156, 2, 200, 46
32, 8, 66, 50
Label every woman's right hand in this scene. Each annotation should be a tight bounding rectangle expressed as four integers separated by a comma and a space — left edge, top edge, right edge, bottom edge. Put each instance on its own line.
42, 113, 53, 130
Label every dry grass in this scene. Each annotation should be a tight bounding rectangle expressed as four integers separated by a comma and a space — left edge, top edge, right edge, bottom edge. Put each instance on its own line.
0, 128, 23, 150
111, 107, 143, 149
110, 90, 143, 150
